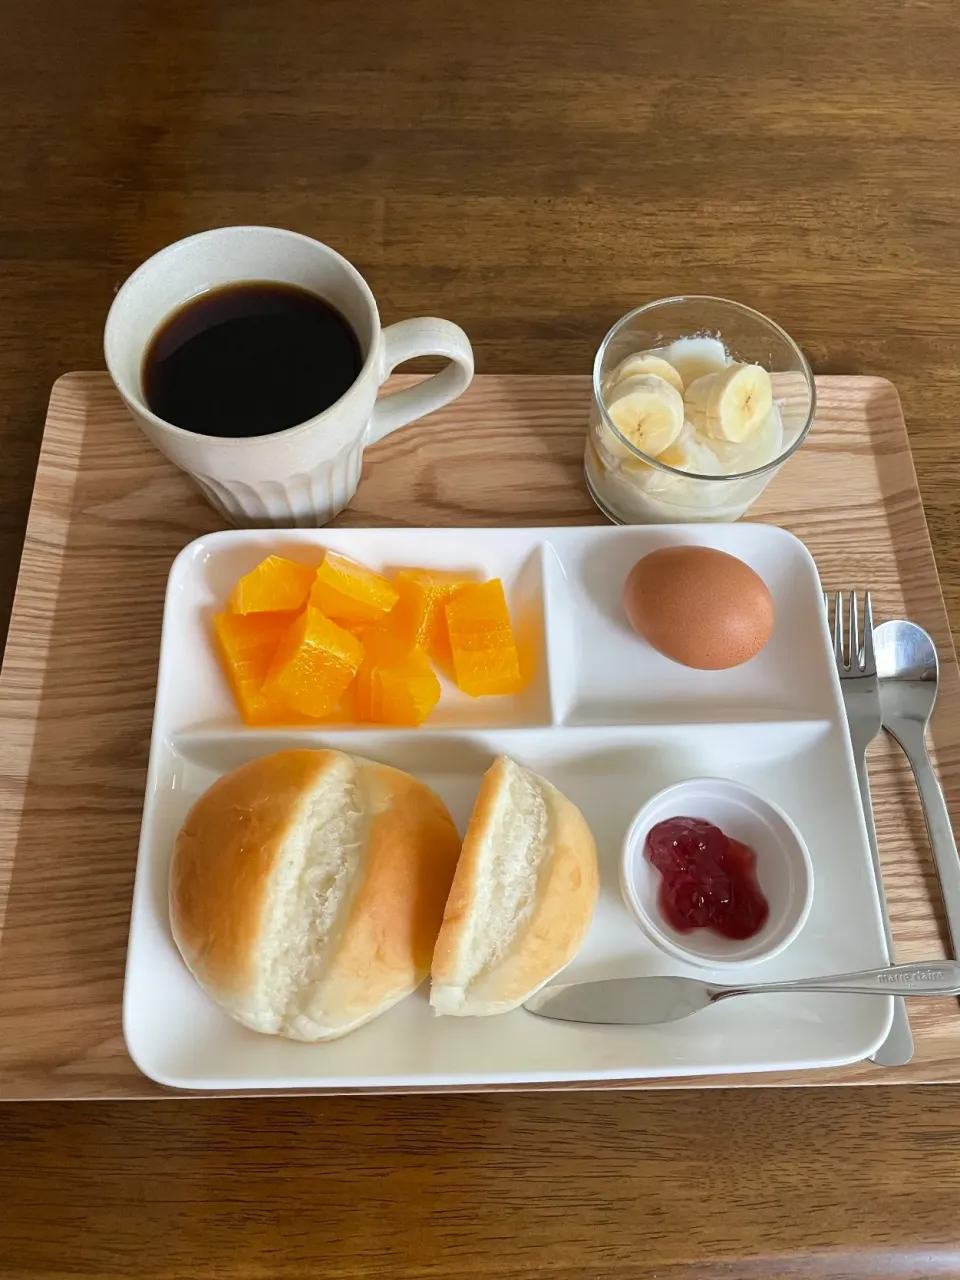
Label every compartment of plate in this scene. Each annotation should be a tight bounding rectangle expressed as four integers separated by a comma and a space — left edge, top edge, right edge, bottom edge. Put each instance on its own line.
164, 528, 557, 730
544, 524, 839, 726
128, 718, 890, 1089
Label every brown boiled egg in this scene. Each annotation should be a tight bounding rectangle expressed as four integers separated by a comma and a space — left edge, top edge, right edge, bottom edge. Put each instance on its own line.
623, 546, 774, 670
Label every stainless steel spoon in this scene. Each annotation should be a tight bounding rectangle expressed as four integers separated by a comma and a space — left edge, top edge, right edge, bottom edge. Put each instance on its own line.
874, 619, 960, 962
523, 960, 960, 1026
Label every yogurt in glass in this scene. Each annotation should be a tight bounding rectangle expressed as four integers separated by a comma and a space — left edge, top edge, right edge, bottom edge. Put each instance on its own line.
585, 299, 815, 525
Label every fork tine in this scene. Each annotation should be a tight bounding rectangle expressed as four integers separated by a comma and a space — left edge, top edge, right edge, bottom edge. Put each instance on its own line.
833, 591, 845, 668
849, 590, 860, 671
862, 590, 876, 674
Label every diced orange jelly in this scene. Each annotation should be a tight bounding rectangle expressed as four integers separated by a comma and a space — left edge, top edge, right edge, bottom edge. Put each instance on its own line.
445, 579, 524, 697
213, 611, 299, 725
393, 569, 471, 664
227, 556, 317, 615
309, 551, 399, 627
356, 631, 441, 726
263, 607, 364, 719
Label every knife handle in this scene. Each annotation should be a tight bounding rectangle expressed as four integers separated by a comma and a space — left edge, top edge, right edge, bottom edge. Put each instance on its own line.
718, 959, 960, 999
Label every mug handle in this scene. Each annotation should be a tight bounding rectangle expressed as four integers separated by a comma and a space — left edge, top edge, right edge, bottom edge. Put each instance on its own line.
366, 317, 474, 445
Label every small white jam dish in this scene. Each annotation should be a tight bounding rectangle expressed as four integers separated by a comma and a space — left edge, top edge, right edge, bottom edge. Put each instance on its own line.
620, 776, 814, 970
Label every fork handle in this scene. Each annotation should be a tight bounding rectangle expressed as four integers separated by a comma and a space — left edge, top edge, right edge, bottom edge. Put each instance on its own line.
885, 719, 960, 960
851, 750, 915, 1065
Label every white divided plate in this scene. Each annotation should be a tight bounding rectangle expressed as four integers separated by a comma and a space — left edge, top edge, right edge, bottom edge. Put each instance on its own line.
123, 524, 892, 1091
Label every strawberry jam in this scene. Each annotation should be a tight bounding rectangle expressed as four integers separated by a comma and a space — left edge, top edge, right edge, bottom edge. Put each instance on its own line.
645, 817, 769, 940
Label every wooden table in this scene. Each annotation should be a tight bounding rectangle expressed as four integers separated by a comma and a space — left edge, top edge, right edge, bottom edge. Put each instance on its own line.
3, 0, 960, 1274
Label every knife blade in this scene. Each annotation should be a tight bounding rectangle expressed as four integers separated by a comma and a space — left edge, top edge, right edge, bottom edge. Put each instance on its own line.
524, 975, 714, 1025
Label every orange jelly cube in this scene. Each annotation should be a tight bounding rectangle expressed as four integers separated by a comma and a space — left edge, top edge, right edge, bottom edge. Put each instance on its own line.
213, 611, 299, 725
393, 569, 471, 664
263, 607, 364, 719
227, 556, 317, 615
309, 551, 399, 627
445, 579, 524, 697
356, 632, 441, 727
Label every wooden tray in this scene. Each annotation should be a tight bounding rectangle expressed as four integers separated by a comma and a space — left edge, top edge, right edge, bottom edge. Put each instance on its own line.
1, 372, 958, 1100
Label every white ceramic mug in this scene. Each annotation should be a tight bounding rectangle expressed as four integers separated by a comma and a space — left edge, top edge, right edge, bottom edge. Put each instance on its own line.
104, 226, 475, 526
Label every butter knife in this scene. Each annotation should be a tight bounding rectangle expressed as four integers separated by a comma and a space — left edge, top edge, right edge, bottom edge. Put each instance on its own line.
523, 961, 960, 1027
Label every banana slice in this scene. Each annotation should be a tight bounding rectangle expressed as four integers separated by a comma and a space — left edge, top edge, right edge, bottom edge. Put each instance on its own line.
710, 399, 784, 473
602, 374, 685, 460
684, 363, 773, 443
621, 421, 723, 480
604, 352, 684, 395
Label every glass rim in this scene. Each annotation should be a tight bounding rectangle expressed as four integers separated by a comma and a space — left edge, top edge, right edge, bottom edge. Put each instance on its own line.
592, 295, 817, 483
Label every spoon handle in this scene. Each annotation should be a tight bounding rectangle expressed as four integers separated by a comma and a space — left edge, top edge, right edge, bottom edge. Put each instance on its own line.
887, 719, 960, 961
714, 960, 960, 1000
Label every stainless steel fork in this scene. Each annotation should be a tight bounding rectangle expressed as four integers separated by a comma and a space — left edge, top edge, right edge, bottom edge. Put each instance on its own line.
827, 589, 913, 1065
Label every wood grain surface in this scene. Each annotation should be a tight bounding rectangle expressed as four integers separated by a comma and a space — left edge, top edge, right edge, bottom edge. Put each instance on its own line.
1, 369, 958, 1099
5, 0, 960, 1273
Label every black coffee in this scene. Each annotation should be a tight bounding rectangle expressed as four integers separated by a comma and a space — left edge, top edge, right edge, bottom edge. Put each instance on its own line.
142, 282, 363, 437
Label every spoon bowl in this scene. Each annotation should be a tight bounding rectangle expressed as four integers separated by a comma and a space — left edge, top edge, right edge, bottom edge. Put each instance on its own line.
874, 618, 939, 728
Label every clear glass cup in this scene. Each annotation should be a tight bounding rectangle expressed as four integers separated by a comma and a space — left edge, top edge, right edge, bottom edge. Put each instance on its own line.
584, 296, 816, 524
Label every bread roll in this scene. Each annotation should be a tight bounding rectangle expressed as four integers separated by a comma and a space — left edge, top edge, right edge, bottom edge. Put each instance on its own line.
170, 749, 461, 1041
430, 756, 599, 1016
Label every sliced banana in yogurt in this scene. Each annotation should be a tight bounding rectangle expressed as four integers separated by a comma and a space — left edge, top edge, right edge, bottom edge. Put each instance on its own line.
601, 373, 684, 460
709, 400, 784, 474
621, 421, 724, 484
684, 363, 774, 444
604, 352, 685, 395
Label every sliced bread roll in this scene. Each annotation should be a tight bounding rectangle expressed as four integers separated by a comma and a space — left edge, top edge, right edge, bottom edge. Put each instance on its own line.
430, 756, 599, 1016
170, 749, 461, 1041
